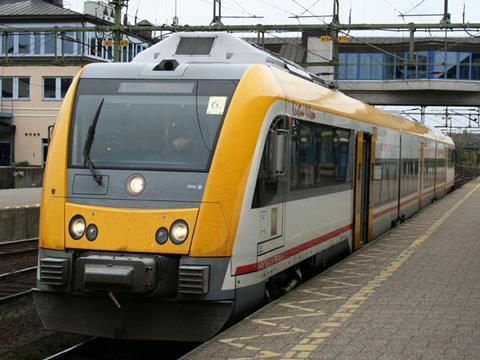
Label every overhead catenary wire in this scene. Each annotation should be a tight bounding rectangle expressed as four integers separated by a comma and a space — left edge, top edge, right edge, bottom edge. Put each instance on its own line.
404, 0, 426, 24
381, 0, 405, 20
296, 0, 322, 17
230, 0, 256, 17
403, 0, 427, 15
256, 0, 298, 17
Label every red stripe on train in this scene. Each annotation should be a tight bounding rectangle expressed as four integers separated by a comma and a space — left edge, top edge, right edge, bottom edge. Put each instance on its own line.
235, 224, 353, 276
373, 188, 438, 220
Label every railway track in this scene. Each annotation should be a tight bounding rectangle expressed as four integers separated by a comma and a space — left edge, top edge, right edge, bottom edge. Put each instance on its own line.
454, 166, 479, 188
0, 238, 38, 258
43, 337, 98, 360
0, 266, 37, 302
0, 237, 39, 275
41, 337, 200, 359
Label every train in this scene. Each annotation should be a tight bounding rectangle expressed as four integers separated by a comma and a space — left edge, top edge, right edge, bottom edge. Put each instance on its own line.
34, 32, 455, 341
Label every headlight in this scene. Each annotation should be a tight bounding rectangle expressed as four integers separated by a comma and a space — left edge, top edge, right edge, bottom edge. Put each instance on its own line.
86, 224, 98, 241
155, 227, 169, 245
126, 174, 145, 195
170, 220, 189, 244
69, 215, 86, 239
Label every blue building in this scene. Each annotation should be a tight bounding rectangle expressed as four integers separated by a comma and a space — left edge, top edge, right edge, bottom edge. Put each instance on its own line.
338, 37, 480, 81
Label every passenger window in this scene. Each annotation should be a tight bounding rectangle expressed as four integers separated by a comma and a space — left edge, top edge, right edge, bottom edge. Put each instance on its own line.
290, 119, 352, 191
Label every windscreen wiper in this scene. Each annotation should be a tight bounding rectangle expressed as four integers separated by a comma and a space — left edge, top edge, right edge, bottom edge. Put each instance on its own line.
82, 98, 104, 185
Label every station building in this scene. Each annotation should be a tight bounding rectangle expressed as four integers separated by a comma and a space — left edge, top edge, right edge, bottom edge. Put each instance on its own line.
255, 34, 480, 81
337, 36, 480, 81
256, 34, 480, 107
0, 0, 151, 166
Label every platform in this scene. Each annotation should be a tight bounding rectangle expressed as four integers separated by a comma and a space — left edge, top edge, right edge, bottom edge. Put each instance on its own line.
0, 188, 41, 209
0, 188, 41, 241
184, 179, 480, 360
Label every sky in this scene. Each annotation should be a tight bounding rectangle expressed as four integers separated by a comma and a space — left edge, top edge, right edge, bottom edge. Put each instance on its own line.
65, 0, 480, 29
62, 0, 480, 131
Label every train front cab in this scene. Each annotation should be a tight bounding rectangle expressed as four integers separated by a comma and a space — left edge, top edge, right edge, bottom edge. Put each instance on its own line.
34, 64, 290, 341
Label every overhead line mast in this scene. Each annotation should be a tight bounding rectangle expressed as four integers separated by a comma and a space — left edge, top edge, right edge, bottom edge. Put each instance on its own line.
111, 0, 129, 62
210, 0, 264, 26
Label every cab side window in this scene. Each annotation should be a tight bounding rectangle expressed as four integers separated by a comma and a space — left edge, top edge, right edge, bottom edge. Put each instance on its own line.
252, 117, 285, 209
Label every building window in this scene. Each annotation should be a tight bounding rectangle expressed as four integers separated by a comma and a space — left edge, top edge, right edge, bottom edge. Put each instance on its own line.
359, 53, 371, 80
346, 53, 358, 79
6, 34, 14, 54
18, 33, 31, 54
0, 77, 30, 99
44, 32, 56, 54
34, 33, 42, 54
61, 32, 75, 54
42, 138, 49, 167
18, 78, 30, 98
1, 78, 13, 98
43, 77, 73, 100
128, 43, 133, 62
44, 78, 56, 98
459, 52, 471, 80
60, 78, 72, 98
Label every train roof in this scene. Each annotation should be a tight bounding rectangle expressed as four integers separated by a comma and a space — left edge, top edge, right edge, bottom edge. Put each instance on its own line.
265, 65, 454, 145
81, 62, 249, 80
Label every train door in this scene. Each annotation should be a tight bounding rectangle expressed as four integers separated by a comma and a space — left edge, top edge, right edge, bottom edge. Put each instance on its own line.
418, 142, 424, 209
396, 135, 402, 219
253, 117, 287, 258
433, 142, 437, 199
353, 131, 373, 250
444, 147, 448, 196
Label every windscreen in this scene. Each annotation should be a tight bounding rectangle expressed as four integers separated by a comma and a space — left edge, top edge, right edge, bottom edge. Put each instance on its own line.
69, 79, 237, 171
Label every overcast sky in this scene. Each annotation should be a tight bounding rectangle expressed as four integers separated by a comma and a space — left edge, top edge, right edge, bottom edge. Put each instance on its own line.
66, 0, 480, 29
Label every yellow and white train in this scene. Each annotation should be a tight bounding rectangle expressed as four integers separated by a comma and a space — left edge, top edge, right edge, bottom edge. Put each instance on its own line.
34, 33, 455, 341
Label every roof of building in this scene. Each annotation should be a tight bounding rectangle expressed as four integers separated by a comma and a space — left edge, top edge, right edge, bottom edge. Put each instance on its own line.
137, 19, 153, 26
0, 0, 79, 17
0, 0, 153, 43
343, 36, 480, 45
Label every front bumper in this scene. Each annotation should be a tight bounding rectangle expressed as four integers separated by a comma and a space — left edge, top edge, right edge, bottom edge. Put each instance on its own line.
34, 248, 235, 341
33, 289, 234, 341
36, 248, 232, 299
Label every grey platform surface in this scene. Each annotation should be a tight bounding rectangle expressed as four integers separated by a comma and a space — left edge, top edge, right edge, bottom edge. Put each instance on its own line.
184, 179, 480, 360
0, 188, 41, 209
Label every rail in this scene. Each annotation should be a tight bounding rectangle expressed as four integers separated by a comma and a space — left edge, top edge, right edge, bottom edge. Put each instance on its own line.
0, 266, 37, 303
42, 337, 98, 360
0, 238, 38, 259
455, 166, 480, 188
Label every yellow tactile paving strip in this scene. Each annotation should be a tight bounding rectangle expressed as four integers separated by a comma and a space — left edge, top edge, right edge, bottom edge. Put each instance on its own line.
183, 180, 480, 360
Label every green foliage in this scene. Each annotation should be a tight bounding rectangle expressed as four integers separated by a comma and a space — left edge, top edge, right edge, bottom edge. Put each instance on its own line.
451, 132, 480, 167
14, 160, 30, 167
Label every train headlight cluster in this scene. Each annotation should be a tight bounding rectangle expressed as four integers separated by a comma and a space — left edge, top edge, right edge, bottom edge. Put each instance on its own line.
155, 227, 169, 244
169, 220, 189, 244
126, 175, 145, 195
86, 224, 98, 241
69, 215, 86, 239
155, 220, 189, 245
69, 216, 98, 241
